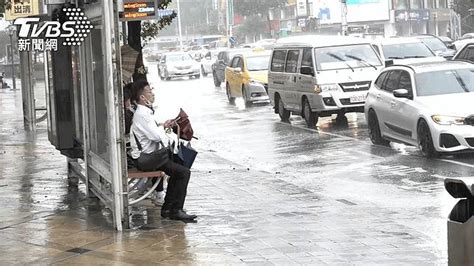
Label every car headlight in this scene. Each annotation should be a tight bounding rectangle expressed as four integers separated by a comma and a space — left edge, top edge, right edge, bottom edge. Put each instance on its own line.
431, 115, 465, 125
314, 84, 339, 93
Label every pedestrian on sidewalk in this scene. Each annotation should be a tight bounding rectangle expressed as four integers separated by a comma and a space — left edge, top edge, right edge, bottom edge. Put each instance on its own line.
129, 80, 196, 222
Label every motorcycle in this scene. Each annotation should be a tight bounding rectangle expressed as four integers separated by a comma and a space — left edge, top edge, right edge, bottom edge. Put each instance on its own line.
0, 75, 10, 89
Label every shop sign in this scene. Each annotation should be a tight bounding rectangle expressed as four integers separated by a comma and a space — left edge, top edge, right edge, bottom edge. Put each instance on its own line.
120, 0, 159, 21
5, 0, 40, 21
394, 9, 430, 22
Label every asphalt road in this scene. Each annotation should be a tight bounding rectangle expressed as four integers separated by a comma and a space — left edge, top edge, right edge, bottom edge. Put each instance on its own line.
145, 61, 474, 262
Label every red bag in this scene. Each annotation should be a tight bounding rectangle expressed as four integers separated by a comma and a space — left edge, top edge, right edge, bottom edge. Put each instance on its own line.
172, 108, 194, 141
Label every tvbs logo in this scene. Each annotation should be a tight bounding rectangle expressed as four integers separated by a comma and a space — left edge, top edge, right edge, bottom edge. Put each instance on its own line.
14, 7, 93, 51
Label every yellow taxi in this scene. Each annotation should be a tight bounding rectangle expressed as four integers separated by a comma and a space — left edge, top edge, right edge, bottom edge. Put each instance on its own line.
224, 49, 271, 105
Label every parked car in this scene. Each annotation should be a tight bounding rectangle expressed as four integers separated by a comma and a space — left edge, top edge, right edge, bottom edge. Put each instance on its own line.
224, 50, 271, 105
461, 33, 474, 40
365, 61, 474, 157
438, 36, 454, 47
372, 37, 445, 64
413, 35, 456, 59
158, 52, 201, 80
200, 49, 224, 77
268, 35, 383, 128
211, 48, 251, 87
452, 40, 474, 63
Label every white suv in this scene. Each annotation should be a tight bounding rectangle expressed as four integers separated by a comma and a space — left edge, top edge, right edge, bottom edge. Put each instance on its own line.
364, 61, 474, 157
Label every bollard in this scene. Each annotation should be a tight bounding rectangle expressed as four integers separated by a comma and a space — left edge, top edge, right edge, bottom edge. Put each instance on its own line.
445, 178, 474, 265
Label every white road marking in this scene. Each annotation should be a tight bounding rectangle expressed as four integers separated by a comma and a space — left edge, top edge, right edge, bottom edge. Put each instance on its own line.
438, 159, 474, 169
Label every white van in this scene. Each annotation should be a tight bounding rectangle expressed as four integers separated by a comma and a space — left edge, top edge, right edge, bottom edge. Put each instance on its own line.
268, 35, 383, 128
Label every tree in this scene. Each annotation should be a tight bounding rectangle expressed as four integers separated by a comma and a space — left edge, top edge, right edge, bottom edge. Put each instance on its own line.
453, 0, 474, 33
235, 15, 265, 42
0, 0, 11, 13
233, 0, 287, 37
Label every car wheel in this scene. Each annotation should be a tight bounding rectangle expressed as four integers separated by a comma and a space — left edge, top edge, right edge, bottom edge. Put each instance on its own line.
368, 110, 390, 146
242, 86, 251, 106
418, 119, 438, 158
213, 71, 221, 87
194, 74, 201, 79
277, 96, 290, 122
303, 98, 318, 128
201, 66, 208, 77
226, 83, 235, 104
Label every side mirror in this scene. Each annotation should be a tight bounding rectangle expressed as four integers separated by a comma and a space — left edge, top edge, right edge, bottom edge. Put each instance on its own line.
300, 66, 314, 76
393, 89, 410, 98
447, 44, 456, 50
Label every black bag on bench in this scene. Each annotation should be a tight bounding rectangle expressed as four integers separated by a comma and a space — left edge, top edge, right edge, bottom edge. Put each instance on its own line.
133, 133, 171, 171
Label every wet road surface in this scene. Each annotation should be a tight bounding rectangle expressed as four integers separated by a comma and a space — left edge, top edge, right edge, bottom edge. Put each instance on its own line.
0, 65, 473, 264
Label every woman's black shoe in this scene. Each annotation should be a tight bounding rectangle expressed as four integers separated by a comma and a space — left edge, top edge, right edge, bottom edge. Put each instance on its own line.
169, 210, 197, 221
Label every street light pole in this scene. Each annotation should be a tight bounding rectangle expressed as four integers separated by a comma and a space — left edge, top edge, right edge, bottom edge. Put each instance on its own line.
8, 24, 17, 91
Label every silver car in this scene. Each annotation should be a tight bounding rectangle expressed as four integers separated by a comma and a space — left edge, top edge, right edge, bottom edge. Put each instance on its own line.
158, 52, 201, 80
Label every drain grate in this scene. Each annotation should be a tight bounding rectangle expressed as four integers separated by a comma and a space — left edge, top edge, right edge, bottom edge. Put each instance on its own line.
65, 247, 93, 254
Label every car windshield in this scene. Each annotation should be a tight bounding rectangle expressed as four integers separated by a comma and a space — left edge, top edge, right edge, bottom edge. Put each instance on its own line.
314, 44, 382, 71
382, 42, 434, 59
416, 68, 474, 96
246, 55, 270, 71
419, 37, 447, 51
167, 54, 193, 62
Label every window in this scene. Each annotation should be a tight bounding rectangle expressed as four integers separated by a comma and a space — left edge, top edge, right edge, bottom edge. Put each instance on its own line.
398, 71, 412, 92
384, 70, 402, 93
438, 0, 447, 8
217, 52, 224, 60
457, 45, 474, 62
426, 0, 435, 8
410, 0, 422, 9
237, 57, 244, 69
375, 71, 389, 89
393, 0, 408, 9
230, 57, 241, 68
285, 50, 300, 73
415, 68, 474, 96
271, 50, 287, 72
301, 48, 313, 69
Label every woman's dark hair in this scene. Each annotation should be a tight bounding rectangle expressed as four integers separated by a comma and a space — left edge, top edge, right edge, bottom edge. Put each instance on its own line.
123, 83, 133, 102
131, 80, 149, 103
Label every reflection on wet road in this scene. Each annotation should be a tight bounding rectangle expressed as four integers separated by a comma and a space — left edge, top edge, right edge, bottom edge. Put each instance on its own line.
149, 62, 474, 263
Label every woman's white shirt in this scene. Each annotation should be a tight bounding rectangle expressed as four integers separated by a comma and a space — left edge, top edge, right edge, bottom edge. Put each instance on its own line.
130, 104, 178, 159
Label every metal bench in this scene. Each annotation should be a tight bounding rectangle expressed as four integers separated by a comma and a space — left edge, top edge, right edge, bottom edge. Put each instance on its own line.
127, 168, 166, 205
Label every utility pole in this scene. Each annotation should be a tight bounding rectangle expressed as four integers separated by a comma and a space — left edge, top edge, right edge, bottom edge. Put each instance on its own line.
7, 23, 17, 91
176, 0, 184, 51
341, 0, 348, 36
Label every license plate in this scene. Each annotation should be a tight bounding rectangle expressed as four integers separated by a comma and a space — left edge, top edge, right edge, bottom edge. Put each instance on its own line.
350, 94, 366, 103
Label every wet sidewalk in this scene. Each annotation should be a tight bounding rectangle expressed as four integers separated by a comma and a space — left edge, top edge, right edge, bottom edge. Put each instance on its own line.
0, 86, 446, 265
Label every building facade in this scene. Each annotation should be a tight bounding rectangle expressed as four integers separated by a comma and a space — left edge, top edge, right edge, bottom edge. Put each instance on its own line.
268, 0, 453, 38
